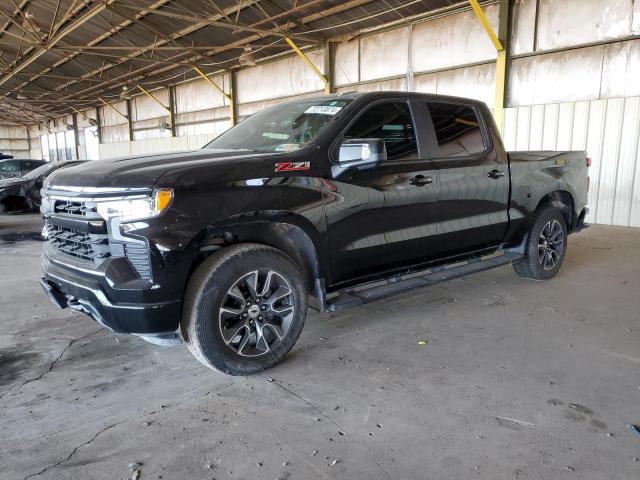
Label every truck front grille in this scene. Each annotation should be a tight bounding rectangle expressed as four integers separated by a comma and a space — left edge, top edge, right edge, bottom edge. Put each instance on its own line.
44, 194, 152, 280
54, 199, 99, 218
46, 225, 110, 263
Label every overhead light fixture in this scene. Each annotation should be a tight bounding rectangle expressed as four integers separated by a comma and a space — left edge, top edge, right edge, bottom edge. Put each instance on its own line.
119, 85, 130, 100
22, 11, 40, 33
239, 46, 256, 67
159, 120, 171, 132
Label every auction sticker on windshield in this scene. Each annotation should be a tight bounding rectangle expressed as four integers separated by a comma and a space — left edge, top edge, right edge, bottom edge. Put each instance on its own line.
275, 144, 302, 152
305, 105, 343, 115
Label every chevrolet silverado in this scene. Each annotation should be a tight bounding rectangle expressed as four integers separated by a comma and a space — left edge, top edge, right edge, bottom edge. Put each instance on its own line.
39, 92, 589, 375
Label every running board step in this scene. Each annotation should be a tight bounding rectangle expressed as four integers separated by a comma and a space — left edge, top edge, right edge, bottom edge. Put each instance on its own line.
326, 252, 522, 312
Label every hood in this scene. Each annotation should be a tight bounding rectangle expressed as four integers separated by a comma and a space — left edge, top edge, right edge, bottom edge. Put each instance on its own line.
44, 149, 289, 191
0, 177, 27, 189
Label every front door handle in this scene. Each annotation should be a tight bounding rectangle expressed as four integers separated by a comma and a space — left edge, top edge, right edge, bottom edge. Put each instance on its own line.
487, 169, 505, 179
409, 175, 433, 187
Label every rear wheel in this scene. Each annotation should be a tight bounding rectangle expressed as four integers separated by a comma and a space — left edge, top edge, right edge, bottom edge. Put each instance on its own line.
513, 207, 568, 280
181, 243, 307, 375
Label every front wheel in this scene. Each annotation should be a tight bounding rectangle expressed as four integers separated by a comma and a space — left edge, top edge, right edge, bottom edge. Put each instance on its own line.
181, 243, 307, 376
513, 207, 568, 280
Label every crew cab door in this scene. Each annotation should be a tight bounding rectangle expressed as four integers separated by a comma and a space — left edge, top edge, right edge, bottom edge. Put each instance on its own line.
324, 99, 439, 284
424, 101, 509, 257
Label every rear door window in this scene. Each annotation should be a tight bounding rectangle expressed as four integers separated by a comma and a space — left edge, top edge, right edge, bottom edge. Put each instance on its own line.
344, 101, 418, 161
426, 102, 486, 157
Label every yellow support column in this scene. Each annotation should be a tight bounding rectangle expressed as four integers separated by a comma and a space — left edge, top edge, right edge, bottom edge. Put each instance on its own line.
70, 106, 93, 123
469, 0, 503, 51
137, 85, 173, 134
193, 66, 235, 126
494, 50, 507, 132
99, 96, 131, 151
468, 0, 509, 131
285, 37, 330, 95
98, 97, 128, 120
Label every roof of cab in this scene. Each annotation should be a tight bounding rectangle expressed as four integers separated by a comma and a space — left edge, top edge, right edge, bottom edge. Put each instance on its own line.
292, 90, 487, 106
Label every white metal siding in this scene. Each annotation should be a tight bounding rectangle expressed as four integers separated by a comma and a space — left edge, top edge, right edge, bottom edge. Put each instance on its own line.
503, 97, 640, 227
40, 0, 640, 228
0, 124, 29, 158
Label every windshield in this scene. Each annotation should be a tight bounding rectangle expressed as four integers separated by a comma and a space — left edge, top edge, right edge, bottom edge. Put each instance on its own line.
22, 162, 58, 180
204, 98, 352, 153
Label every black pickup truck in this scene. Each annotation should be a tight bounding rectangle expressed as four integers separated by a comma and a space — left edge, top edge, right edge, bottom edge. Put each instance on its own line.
40, 92, 589, 375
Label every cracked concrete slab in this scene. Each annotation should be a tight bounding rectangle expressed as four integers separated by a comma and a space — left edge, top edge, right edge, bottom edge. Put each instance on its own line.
1, 214, 639, 479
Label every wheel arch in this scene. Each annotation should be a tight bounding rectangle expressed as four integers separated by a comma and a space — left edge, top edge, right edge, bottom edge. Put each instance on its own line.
535, 190, 575, 231
190, 212, 326, 295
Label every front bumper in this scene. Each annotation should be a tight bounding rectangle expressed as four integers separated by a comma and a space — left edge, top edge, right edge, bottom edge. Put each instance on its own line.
41, 244, 181, 334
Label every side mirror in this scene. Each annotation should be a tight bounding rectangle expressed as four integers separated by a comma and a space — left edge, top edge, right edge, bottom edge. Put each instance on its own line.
338, 138, 387, 167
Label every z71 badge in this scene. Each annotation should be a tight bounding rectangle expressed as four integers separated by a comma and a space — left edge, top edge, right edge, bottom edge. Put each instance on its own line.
275, 161, 310, 172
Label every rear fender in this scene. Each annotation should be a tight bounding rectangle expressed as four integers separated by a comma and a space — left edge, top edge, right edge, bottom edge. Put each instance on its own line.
534, 190, 575, 230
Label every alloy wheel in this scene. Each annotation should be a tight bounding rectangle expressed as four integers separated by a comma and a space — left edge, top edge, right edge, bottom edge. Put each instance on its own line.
537, 219, 564, 270
218, 269, 295, 357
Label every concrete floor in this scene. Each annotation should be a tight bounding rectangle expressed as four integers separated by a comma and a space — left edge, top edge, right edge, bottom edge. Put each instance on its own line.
1, 214, 639, 480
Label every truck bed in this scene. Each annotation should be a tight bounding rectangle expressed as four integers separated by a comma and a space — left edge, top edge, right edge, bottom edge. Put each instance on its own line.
507, 150, 587, 165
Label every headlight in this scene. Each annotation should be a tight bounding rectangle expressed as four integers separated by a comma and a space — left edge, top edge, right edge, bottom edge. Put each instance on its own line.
96, 189, 173, 221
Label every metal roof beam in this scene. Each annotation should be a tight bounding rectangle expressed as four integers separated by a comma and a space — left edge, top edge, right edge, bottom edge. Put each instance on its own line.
48, 45, 275, 51
0, 4, 40, 43
60, 0, 377, 102
30, 0, 261, 101
0, 0, 115, 88
5, 0, 386, 121
114, 3, 321, 43
49, 0, 366, 103
0, 105, 37, 126
0, 0, 30, 41
1, 0, 173, 99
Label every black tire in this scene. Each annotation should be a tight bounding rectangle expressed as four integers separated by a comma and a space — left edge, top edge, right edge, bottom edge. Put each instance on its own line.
181, 243, 307, 376
513, 206, 568, 280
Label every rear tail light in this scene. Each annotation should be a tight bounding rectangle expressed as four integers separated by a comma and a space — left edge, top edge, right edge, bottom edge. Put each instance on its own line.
586, 157, 592, 167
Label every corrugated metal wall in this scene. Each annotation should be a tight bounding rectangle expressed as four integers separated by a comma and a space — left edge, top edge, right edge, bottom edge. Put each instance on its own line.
98, 134, 217, 159
502, 97, 640, 227
0, 124, 29, 158
25, 0, 639, 228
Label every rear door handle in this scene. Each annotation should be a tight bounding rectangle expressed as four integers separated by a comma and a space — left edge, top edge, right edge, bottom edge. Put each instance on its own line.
409, 175, 433, 187
487, 169, 505, 179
